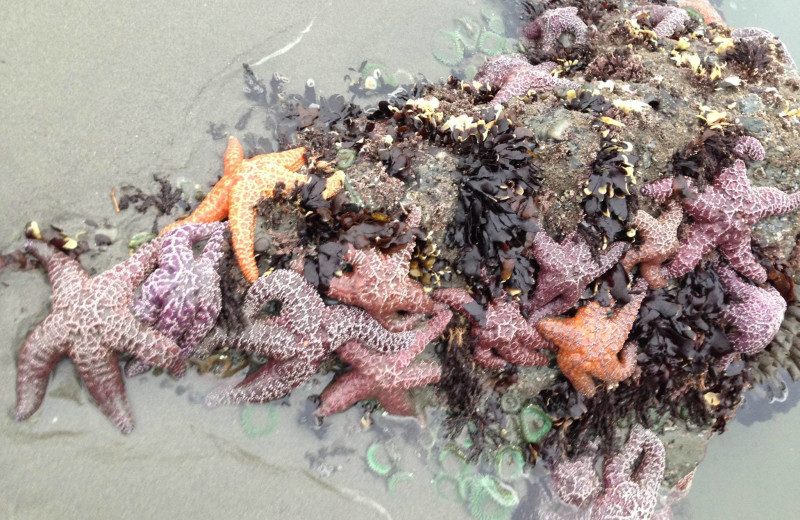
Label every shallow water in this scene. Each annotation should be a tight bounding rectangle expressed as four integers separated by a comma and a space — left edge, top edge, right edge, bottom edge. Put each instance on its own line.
1, 1, 799, 519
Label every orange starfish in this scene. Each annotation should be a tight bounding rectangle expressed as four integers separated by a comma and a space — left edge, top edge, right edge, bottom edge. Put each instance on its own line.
536, 281, 647, 398
161, 136, 344, 282
677, 0, 725, 26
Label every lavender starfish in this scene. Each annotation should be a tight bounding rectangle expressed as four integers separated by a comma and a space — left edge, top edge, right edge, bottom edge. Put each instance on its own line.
525, 231, 626, 321
522, 7, 589, 53
126, 222, 227, 376
433, 288, 549, 369
16, 239, 184, 433
631, 5, 691, 39
716, 262, 786, 363
732, 27, 796, 68
205, 269, 448, 406
641, 137, 800, 283
546, 425, 666, 519
474, 55, 580, 105
315, 309, 451, 418
621, 202, 682, 290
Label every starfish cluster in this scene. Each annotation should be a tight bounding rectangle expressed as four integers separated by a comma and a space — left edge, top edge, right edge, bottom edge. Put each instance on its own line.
205, 269, 451, 413
641, 136, 800, 283
547, 425, 666, 519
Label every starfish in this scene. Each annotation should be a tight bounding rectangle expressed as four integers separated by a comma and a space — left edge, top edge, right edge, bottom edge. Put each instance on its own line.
160, 136, 344, 282
315, 309, 452, 418
126, 222, 227, 376
325, 206, 446, 332
522, 7, 589, 53
631, 5, 691, 39
641, 137, 800, 283
716, 262, 786, 362
652, 471, 695, 520
474, 55, 580, 106
548, 448, 603, 510
432, 288, 549, 369
525, 231, 627, 322
592, 425, 666, 519
204, 269, 449, 406
15, 239, 184, 434
677, 0, 725, 26
536, 280, 647, 398
732, 27, 797, 68
621, 202, 682, 290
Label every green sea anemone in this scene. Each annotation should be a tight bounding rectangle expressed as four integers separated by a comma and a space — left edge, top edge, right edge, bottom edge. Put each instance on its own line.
467, 475, 519, 520
366, 442, 398, 476
519, 404, 552, 443
495, 446, 525, 481
387, 471, 414, 493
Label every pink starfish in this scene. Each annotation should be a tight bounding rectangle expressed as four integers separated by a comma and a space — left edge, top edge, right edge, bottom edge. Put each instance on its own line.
325, 206, 445, 332
525, 231, 627, 321
522, 7, 589, 53
16, 239, 184, 433
474, 55, 580, 105
631, 5, 691, 39
432, 288, 549, 369
641, 137, 800, 283
315, 309, 452, 418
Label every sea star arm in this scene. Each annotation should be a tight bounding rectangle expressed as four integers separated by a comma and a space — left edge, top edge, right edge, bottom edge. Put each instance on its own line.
24, 240, 90, 301
243, 269, 326, 336
718, 229, 767, 282
14, 315, 71, 422
596, 241, 627, 273
160, 174, 237, 235
223, 135, 245, 176
100, 237, 163, 294
750, 187, 800, 221
73, 340, 135, 433
664, 222, 722, 278
206, 356, 317, 406
315, 370, 375, 416
107, 314, 185, 375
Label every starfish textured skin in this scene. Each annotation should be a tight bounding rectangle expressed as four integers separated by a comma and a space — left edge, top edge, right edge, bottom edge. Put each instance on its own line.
631, 5, 691, 39
433, 288, 549, 369
640, 139, 800, 283
315, 309, 452, 418
525, 231, 627, 322
621, 202, 682, 290
205, 269, 449, 407
536, 281, 647, 398
716, 263, 786, 357
474, 55, 581, 106
326, 206, 446, 332
16, 239, 184, 434
160, 136, 344, 282
127, 222, 228, 376
522, 7, 589, 53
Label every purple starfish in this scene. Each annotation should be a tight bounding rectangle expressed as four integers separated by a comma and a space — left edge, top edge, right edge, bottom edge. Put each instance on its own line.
126, 222, 227, 376
631, 5, 691, 39
621, 202, 683, 290
525, 231, 627, 321
547, 425, 666, 519
641, 137, 800, 283
522, 7, 589, 53
205, 269, 449, 406
432, 288, 549, 369
315, 309, 451, 418
732, 27, 796, 68
716, 262, 786, 365
474, 55, 580, 105
15, 239, 184, 433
